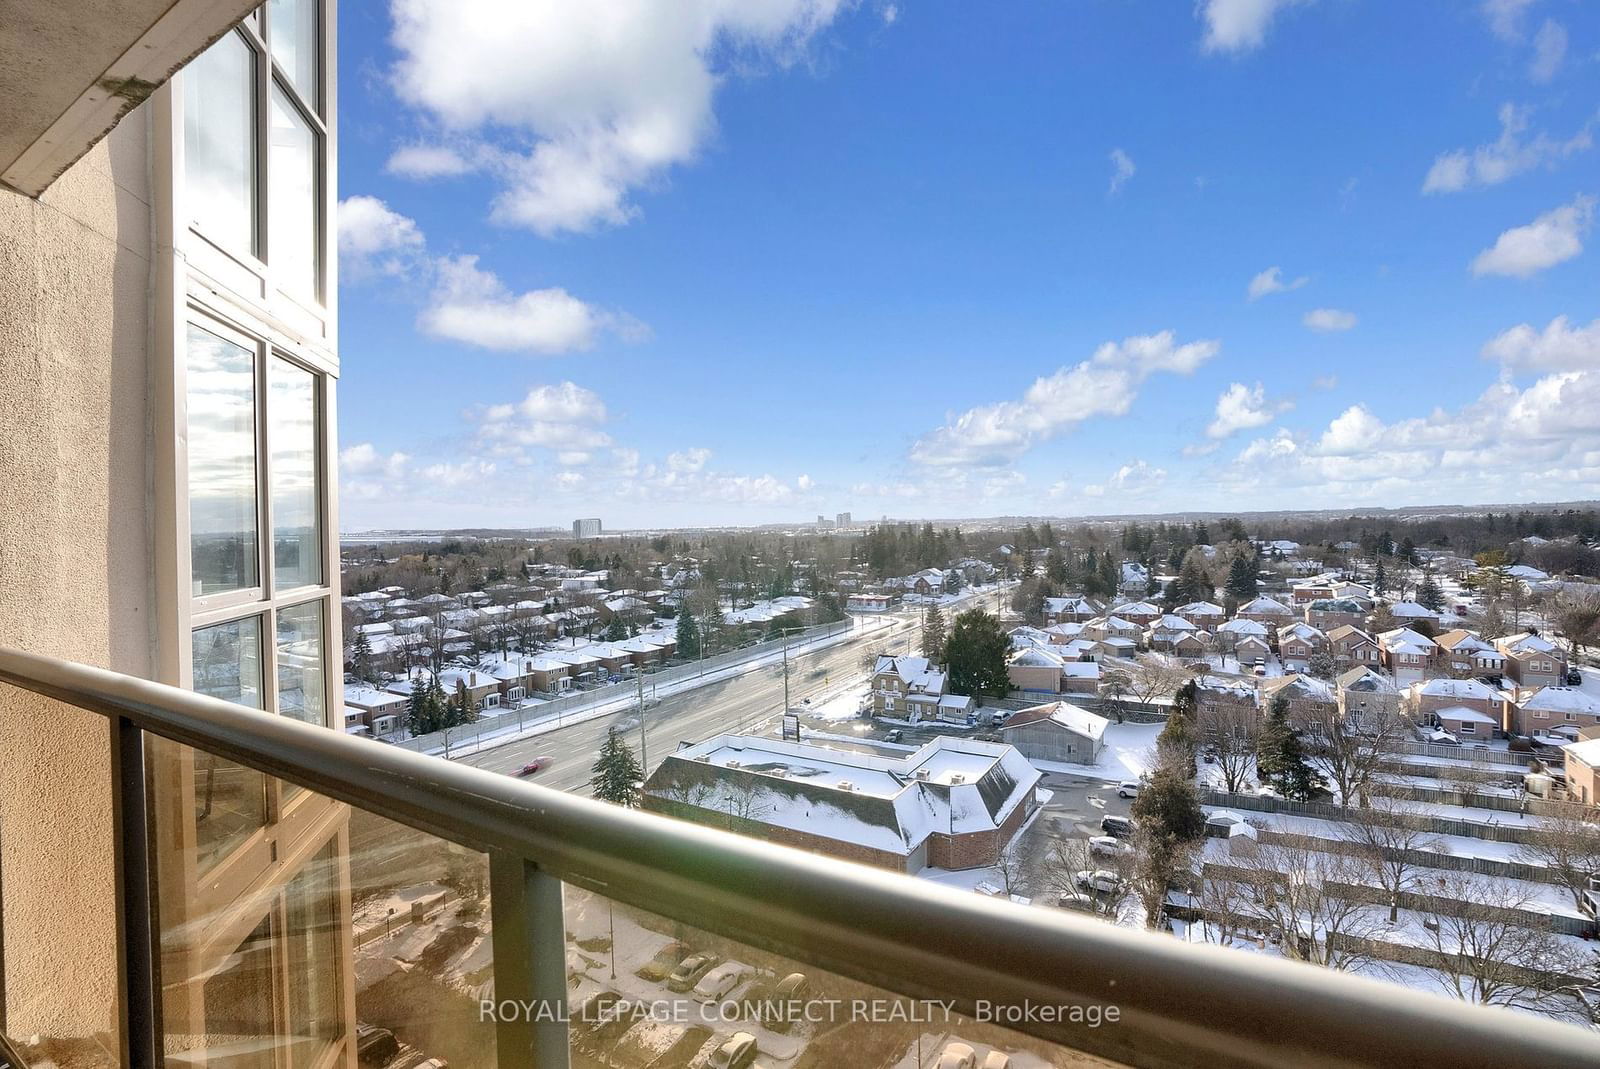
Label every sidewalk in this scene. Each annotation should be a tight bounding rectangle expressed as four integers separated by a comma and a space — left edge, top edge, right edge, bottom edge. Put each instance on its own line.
416, 614, 899, 758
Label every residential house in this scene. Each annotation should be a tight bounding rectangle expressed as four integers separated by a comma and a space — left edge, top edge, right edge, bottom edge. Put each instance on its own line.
1562, 736, 1600, 806
1120, 562, 1150, 595
1043, 596, 1101, 625
1195, 677, 1260, 725
1008, 646, 1069, 696
1430, 705, 1500, 740
1434, 630, 1507, 679
1175, 601, 1227, 629
847, 592, 895, 612
1238, 596, 1296, 628
1083, 615, 1142, 644
1509, 687, 1600, 739
1495, 632, 1568, 689
1234, 634, 1272, 667
1325, 625, 1381, 669
343, 684, 408, 738
1305, 598, 1367, 633
1217, 617, 1269, 654
1108, 601, 1161, 627
1407, 678, 1500, 724
1147, 614, 1198, 652
1043, 621, 1087, 645
872, 655, 960, 720
1276, 622, 1327, 672
1259, 674, 1337, 726
526, 655, 575, 694
1378, 628, 1437, 684
1387, 601, 1440, 634
997, 701, 1109, 764
1336, 667, 1399, 730
1060, 661, 1101, 696
1096, 636, 1139, 661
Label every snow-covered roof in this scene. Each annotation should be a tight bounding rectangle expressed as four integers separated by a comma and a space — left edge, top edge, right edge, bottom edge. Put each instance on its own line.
1176, 601, 1225, 616
1496, 631, 1558, 655
874, 654, 946, 692
1239, 596, 1292, 615
1307, 598, 1365, 614
1433, 705, 1498, 726
1379, 627, 1437, 654
345, 684, 405, 708
1277, 621, 1325, 643
1219, 618, 1269, 636
1000, 700, 1108, 742
1521, 687, 1600, 716
1152, 614, 1197, 632
1435, 629, 1493, 653
1506, 565, 1550, 580
1009, 646, 1066, 668
1261, 674, 1334, 703
1110, 600, 1160, 616
1414, 678, 1495, 701
1388, 601, 1435, 618
1564, 737, 1600, 767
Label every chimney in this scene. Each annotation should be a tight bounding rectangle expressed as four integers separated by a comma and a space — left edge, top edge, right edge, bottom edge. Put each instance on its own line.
470, 672, 478, 687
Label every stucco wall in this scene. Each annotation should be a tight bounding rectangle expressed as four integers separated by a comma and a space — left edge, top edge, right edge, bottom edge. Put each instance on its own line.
0, 109, 153, 1046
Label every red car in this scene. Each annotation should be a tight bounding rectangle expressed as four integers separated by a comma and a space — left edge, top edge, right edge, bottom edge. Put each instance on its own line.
516, 756, 555, 776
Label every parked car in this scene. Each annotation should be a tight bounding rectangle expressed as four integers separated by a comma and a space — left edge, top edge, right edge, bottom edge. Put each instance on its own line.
1116, 780, 1140, 799
636, 939, 691, 982
356, 1023, 400, 1067
1100, 815, 1135, 839
706, 1031, 759, 1069
991, 710, 1012, 725
934, 1041, 978, 1069
666, 953, 719, 992
1089, 835, 1131, 857
1567, 668, 1584, 686
693, 961, 752, 1003
1074, 869, 1125, 896
515, 755, 556, 776
1056, 892, 1097, 912
885, 729, 904, 743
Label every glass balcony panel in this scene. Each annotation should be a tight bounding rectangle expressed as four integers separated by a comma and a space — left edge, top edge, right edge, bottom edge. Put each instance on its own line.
276, 599, 326, 726
186, 323, 260, 596
191, 616, 268, 872
269, 357, 322, 590
561, 885, 1121, 1069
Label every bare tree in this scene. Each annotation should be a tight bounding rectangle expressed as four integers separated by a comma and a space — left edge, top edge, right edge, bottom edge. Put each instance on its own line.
1207, 831, 1393, 974
721, 781, 774, 829
1099, 669, 1132, 725
1514, 811, 1600, 911
1419, 873, 1598, 1020
1198, 699, 1260, 794
1551, 588, 1600, 659
1125, 653, 1194, 709
1039, 839, 1134, 921
988, 843, 1032, 898
1302, 701, 1408, 807
1341, 798, 1444, 923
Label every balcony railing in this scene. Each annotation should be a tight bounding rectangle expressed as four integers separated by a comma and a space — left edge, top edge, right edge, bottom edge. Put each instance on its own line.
2, 645, 1598, 1068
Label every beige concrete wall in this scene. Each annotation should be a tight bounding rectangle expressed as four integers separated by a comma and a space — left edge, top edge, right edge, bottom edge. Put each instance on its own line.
0, 106, 153, 1050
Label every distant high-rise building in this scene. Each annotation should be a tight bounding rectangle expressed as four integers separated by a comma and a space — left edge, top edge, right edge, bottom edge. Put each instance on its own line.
573, 517, 603, 538
817, 514, 828, 527
836, 512, 852, 527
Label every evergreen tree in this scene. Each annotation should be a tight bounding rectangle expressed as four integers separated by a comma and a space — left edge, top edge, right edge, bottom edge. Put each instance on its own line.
603, 617, 628, 642
676, 608, 702, 660
428, 674, 451, 728
1224, 554, 1256, 604
1416, 573, 1444, 613
590, 728, 643, 807
406, 683, 434, 736
351, 629, 375, 684
922, 605, 948, 665
1157, 690, 1198, 779
1256, 696, 1321, 800
450, 679, 476, 726
945, 609, 1010, 699
1373, 559, 1388, 596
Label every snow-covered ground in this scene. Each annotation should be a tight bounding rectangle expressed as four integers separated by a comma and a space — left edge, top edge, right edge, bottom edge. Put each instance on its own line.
1030, 720, 1163, 783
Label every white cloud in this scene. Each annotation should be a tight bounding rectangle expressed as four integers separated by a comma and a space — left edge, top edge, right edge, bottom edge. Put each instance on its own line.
909, 331, 1220, 467
1422, 103, 1594, 194
1304, 307, 1357, 332
340, 442, 410, 478
1206, 381, 1291, 439
1311, 374, 1339, 390
477, 382, 613, 451
557, 450, 593, 466
337, 196, 425, 277
388, 0, 846, 236
1482, 0, 1536, 42
420, 255, 630, 353
1246, 265, 1309, 300
387, 144, 474, 179
1197, 0, 1308, 54
1082, 460, 1167, 498
1108, 148, 1136, 196
1470, 194, 1595, 278
1482, 315, 1600, 371
797, 473, 815, 491
419, 459, 496, 487
1529, 19, 1567, 82
881, 3, 898, 25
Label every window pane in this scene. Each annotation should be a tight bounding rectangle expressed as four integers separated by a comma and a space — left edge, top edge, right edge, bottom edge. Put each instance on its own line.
191, 617, 267, 874
269, 85, 319, 298
270, 358, 321, 589
187, 324, 260, 595
277, 600, 326, 727
184, 30, 255, 253
285, 843, 343, 1068
270, 0, 319, 104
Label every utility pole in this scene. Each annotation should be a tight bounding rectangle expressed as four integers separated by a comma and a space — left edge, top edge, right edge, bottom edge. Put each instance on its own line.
636, 670, 647, 772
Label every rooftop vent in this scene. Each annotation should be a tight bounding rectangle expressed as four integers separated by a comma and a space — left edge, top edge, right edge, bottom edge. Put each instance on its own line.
726, 761, 742, 769
912, 768, 931, 780
836, 780, 854, 792
949, 774, 966, 785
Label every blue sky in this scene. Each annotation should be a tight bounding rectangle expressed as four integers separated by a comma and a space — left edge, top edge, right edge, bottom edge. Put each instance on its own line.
334, 0, 1599, 530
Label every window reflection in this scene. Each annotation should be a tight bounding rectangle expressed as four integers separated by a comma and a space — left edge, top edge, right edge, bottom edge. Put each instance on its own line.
269, 86, 319, 298
285, 843, 343, 1067
276, 601, 326, 727
270, 358, 321, 589
187, 324, 260, 596
270, 0, 319, 104
184, 31, 255, 254
191, 618, 267, 874
199, 916, 276, 1069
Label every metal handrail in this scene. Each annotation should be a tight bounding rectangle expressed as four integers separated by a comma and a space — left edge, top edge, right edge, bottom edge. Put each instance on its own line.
2, 646, 1596, 1067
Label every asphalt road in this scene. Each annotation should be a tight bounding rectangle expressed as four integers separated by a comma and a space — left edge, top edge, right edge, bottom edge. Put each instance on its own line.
461, 588, 1009, 795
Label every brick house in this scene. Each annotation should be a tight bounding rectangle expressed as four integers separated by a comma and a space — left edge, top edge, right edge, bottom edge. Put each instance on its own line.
1196, 677, 1260, 725
1325, 625, 1381, 669
641, 735, 1041, 872
1495, 632, 1568, 689
1511, 687, 1600, 738
1107, 601, 1161, 628
1259, 674, 1337, 727
1563, 736, 1600, 806
1434, 630, 1507, 679
1238, 596, 1296, 628
1305, 598, 1366, 633
1043, 596, 1102, 625
1175, 601, 1227, 629
1217, 617, 1269, 654
1406, 677, 1500, 724
1276, 621, 1327, 672
1336, 667, 1399, 730
871, 654, 951, 718
1234, 634, 1272, 667
1378, 628, 1437, 684
1387, 601, 1440, 634
1007, 645, 1069, 696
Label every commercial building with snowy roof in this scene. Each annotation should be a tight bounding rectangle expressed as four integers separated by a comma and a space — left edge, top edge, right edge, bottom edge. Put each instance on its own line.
642, 734, 1043, 873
